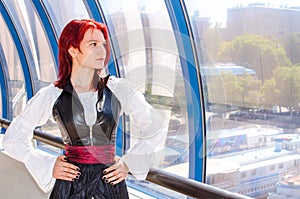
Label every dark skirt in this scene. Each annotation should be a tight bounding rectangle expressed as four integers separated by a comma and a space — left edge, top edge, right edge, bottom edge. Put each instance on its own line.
49, 162, 129, 199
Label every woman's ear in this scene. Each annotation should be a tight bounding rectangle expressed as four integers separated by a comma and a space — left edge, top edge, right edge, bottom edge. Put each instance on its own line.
68, 46, 78, 57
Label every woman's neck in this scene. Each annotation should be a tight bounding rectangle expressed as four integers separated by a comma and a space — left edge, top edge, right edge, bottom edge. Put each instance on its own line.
70, 66, 96, 93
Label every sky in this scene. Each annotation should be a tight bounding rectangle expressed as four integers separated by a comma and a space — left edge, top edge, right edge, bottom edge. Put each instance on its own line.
186, 0, 300, 24
103, 0, 300, 25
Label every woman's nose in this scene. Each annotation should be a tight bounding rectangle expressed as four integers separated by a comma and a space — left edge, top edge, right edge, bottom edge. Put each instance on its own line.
97, 45, 106, 54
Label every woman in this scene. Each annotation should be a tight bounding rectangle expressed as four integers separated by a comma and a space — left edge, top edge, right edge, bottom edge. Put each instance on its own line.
3, 19, 167, 198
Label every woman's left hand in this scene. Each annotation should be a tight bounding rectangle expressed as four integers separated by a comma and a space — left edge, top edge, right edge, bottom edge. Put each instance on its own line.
102, 157, 129, 185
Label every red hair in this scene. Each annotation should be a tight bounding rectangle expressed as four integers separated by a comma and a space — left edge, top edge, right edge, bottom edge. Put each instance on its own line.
54, 19, 110, 88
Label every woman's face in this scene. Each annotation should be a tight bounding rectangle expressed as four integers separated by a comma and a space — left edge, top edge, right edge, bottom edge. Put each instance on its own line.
72, 28, 107, 70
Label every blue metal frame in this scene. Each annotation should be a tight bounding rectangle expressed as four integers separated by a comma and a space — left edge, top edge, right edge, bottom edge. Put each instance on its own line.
31, 0, 58, 70
0, 2, 33, 101
0, 44, 8, 132
83, 0, 103, 23
164, 0, 205, 182
83, 0, 120, 77
2, 1, 41, 93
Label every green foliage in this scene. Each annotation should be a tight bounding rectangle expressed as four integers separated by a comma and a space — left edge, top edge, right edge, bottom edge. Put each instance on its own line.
271, 66, 300, 112
206, 65, 300, 114
218, 34, 291, 81
283, 33, 300, 65
207, 72, 262, 109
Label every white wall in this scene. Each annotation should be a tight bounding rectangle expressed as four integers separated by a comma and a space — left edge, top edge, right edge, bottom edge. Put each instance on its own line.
0, 137, 50, 198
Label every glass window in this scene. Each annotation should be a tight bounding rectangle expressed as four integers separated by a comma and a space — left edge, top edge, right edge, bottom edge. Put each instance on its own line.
0, 14, 27, 118
3, 0, 57, 91
2, 0, 62, 153
42, 0, 89, 35
99, 0, 189, 197
185, 0, 300, 198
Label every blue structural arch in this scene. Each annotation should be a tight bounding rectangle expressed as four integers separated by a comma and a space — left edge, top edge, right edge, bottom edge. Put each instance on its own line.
2, 1, 43, 93
0, 44, 8, 130
31, 0, 59, 70
0, 2, 33, 109
164, 0, 205, 182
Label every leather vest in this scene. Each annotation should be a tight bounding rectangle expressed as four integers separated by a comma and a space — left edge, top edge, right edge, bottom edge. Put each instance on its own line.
52, 79, 121, 146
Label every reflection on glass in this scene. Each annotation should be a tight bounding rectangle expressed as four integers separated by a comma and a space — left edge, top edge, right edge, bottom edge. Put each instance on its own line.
3, 0, 56, 90
0, 14, 27, 118
100, 0, 189, 197
186, 0, 300, 198
42, 0, 89, 35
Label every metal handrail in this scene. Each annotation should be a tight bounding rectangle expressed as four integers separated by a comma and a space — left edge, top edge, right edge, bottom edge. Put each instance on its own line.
0, 117, 65, 149
0, 117, 252, 199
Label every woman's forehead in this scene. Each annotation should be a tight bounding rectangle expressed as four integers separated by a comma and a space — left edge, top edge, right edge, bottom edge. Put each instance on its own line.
82, 28, 105, 42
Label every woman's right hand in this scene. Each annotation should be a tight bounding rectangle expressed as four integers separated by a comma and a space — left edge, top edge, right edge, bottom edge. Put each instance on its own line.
52, 155, 81, 181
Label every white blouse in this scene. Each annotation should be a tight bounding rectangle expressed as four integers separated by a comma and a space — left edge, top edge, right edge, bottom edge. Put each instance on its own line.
77, 91, 98, 127
2, 76, 168, 193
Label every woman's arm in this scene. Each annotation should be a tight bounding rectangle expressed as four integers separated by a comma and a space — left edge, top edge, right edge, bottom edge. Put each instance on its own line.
2, 84, 61, 193
107, 76, 168, 180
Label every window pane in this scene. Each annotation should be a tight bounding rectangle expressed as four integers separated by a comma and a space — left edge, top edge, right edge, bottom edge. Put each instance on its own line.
3, 0, 57, 90
0, 14, 27, 118
42, 0, 89, 35
2, 0, 62, 153
100, 0, 189, 197
185, 0, 300, 198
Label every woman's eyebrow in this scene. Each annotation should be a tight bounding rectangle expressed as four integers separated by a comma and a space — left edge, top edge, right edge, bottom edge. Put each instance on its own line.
88, 39, 98, 43
88, 39, 105, 43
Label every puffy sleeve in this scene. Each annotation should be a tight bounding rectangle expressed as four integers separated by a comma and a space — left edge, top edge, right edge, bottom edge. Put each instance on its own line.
2, 84, 62, 193
107, 76, 168, 180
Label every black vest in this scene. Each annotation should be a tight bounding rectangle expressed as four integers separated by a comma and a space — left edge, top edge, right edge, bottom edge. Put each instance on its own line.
52, 79, 121, 146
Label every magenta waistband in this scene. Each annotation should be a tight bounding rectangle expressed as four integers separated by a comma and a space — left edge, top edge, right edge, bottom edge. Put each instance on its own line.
65, 144, 115, 164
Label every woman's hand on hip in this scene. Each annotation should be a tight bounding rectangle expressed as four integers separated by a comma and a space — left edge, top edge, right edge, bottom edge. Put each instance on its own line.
52, 155, 81, 181
102, 157, 129, 185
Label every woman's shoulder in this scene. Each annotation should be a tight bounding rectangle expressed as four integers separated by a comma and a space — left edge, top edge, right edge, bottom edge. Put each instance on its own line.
107, 75, 122, 84
107, 76, 149, 113
37, 83, 61, 94
32, 83, 62, 101
107, 76, 135, 91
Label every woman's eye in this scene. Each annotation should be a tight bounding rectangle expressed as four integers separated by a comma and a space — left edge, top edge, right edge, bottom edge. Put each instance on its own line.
90, 43, 97, 47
